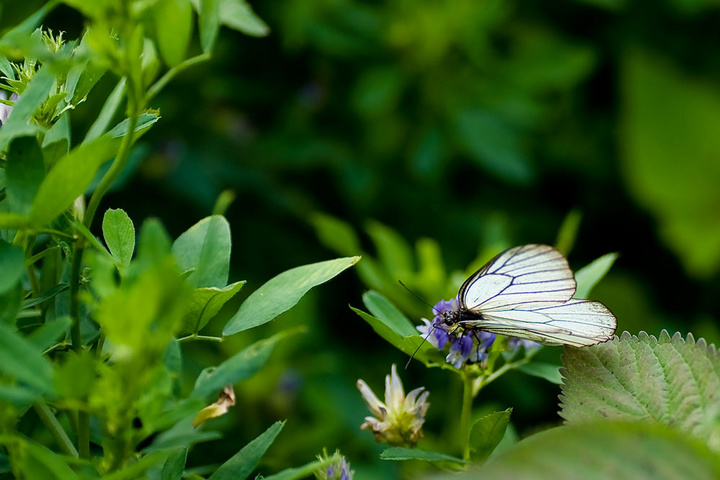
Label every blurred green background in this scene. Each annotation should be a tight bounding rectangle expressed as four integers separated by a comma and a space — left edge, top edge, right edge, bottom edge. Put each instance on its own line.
4, 0, 720, 477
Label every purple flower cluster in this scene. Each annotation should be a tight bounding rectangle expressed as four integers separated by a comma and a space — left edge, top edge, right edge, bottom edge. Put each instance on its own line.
417, 299, 539, 369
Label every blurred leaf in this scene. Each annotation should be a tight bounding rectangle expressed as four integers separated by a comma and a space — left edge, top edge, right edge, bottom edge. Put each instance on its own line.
223, 256, 360, 335
108, 112, 160, 138
154, 0, 193, 67
161, 447, 188, 480
53, 350, 96, 400
29, 135, 117, 227
27, 316, 71, 351
352, 67, 405, 117
84, 78, 126, 143
462, 422, 720, 480
199, 0, 221, 52
621, 49, 720, 277
0, 283, 22, 325
217, 0, 270, 37
20, 284, 69, 309
0, 240, 24, 294
148, 414, 221, 451
0, 66, 55, 150
380, 447, 466, 464
0, 213, 29, 229
560, 331, 720, 451
0, 2, 56, 46
100, 451, 166, 480
193, 330, 297, 398
455, 109, 534, 185
208, 421, 284, 480
554, 210, 582, 256
469, 408, 512, 461
310, 213, 362, 256
172, 215, 231, 288
574, 252, 618, 299
18, 441, 79, 480
366, 220, 415, 277
103, 208, 136, 268
6, 137, 45, 215
180, 281, 245, 334
0, 323, 54, 393
262, 459, 331, 480
517, 362, 562, 384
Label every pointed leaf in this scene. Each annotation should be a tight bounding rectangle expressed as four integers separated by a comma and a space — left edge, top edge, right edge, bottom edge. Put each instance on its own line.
84, 78, 126, 143
161, 447, 187, 480
362, 290, 417, 337
0, 66, 55, 150
469, 408, 512, 461
208, 421, 284, 480
380, 447, 466, 464
223, 256, 359, 335
574, 252, 618, 299
217, 0, 270, 37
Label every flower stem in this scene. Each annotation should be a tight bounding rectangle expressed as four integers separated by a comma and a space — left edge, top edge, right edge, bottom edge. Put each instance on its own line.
460, 371, 474, 462
177, 334, 224, 343
34, 403, 78, 458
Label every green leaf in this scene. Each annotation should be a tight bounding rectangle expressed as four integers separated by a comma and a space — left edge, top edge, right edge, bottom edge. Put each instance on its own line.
0, 66, 55, 150
223, 256, 359, 336
469, 409, 512, 461
27, 316, 71, 351
29, 135, 117, 227
217, 0, 270, 37
366, 220, 415, 276
154, 0, 193, 67
199, 0, 221, 52
620, 49, 720, 277
574, 252, 618, 299
180, 281, 245, 334
20, 283, 69, 309
172, 215, 231, 288
84, 78, 126, 143
310, 212, 362, 256
379, 447, 467, 464
208, 421, 284, 480
53, 350, 96, 400
517, 362, 563, 384
193, 330, 297, 398
362, 290, 417, 337
161, 447, 187, 480
467, 422, 720, 480
0, 283, 22, 325
261, 459, 330, 480
99, 451, 166, 480
102, 208, 136, 267
19, 441, 79, 480
554, 209, 582, 256
108, 112, 160, 138
560, 331, 720, 451
0, 212, 29, 229
0, 323, 54, 393
6, 137, 45, 215
0, 240, 24, 294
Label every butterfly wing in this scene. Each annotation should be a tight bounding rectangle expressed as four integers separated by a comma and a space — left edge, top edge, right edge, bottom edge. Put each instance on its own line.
463, 299, 617, 347
459, 244, 576, 312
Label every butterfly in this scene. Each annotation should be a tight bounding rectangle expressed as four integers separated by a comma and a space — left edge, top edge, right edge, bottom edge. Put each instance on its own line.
438, 244, 617, 347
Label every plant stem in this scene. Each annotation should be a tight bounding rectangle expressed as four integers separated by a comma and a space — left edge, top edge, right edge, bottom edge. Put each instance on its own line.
177, 334, 224, 343
460, 371, 474, 462
34, 403, 78, 458
146, 53, 211, 101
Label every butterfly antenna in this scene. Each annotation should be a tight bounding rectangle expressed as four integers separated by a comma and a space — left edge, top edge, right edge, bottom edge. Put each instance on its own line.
406, 324, 434, 370
398, 280, 438, 313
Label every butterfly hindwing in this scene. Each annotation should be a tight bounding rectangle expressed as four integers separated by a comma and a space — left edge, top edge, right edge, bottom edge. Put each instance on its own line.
459, 244, 577, 313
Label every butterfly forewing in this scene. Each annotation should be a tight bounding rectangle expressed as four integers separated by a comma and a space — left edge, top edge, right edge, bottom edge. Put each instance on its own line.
459, 244, 576, 313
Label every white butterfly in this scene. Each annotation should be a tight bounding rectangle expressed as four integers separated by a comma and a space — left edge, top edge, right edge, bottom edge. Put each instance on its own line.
439, 244, 617, 347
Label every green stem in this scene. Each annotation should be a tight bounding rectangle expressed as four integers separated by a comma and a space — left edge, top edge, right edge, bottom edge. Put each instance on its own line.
146, 53, 211, 101
460, 371, 474, 462
177, 334, 224, 344
34, 403, 79, 458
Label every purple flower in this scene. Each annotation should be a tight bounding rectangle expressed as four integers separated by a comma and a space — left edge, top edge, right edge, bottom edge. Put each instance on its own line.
0, 91, 18, 126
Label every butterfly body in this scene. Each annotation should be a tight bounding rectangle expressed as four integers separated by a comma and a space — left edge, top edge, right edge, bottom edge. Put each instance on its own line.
439, 244, 617, 348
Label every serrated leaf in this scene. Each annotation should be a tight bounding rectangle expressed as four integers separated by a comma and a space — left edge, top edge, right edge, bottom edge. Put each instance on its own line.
380, 447, 466, 464
208, 421, 284, 480
559, 330, 720, 451
103, 208, 136, 267
180, 281, 245, 334
469, 409, 512, 461
517, 362, 563, 384
462, 421, 720, 480
172, 215, 231, 288
223, 256, 359, 335
574, 252, 618, 299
